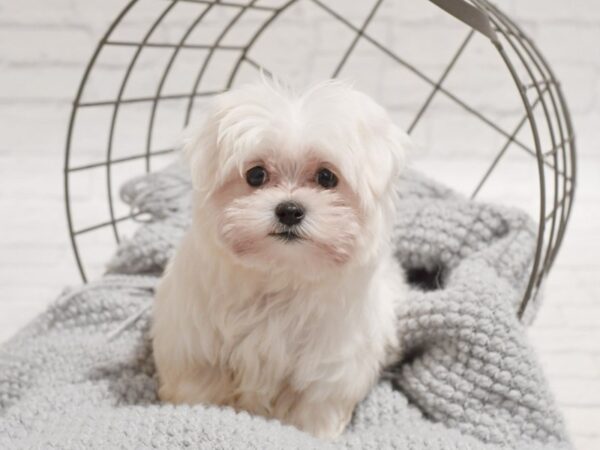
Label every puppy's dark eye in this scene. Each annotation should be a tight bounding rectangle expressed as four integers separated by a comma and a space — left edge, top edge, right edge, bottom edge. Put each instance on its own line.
316, 168, 338, 189
246, 166, 268, 187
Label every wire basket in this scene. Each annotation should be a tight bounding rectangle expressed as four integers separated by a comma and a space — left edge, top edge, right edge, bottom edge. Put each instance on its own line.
64, 0, 576, 319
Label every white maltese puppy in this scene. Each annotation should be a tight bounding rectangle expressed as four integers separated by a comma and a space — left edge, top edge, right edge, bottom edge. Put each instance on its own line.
152, 80, 410, 438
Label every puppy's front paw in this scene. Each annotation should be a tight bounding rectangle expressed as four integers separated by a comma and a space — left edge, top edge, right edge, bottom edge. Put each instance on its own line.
284, 397, 354, 439
157, 366, 234, 406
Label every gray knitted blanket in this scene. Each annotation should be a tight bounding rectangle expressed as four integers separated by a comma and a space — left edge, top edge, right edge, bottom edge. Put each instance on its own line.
0, 165, 570, 449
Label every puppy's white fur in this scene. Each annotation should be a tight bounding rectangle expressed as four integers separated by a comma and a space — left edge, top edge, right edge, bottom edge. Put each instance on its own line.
152, 80, 409, 438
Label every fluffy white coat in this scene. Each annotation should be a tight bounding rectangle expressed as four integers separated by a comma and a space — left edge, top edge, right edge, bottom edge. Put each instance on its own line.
152, 80, 409, 438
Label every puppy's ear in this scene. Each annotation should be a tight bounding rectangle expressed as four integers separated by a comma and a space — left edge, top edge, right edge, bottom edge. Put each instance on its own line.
372, 123, 411, 191
358, 100, 412, 202
183, 99, 223, 204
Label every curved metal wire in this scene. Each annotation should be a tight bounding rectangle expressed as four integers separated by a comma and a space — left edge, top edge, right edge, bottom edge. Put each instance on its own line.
493, 13, 562, 307
183, 0, 263, 126
476, 0, 576, 314
64, 0, 577, 319
477, 4, 550, 316
64, 0, 138, 282
104, 1, 179, 245
144, 2, 219, 173
490, 2, 576, 276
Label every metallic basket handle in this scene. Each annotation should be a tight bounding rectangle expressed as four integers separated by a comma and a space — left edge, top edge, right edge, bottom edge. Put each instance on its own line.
429, 0, 500, 46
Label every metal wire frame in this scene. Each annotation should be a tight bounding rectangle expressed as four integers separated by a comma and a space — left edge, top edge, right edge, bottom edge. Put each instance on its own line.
64, 0, 577, 320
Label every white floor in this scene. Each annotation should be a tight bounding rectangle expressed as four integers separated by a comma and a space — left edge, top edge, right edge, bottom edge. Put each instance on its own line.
526, 158, 600, 450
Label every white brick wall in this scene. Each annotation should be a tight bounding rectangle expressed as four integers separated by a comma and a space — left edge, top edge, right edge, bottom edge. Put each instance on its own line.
1, 1, 599, 448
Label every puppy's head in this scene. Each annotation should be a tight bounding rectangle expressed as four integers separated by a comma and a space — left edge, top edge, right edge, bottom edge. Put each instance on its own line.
186, 80, 410, 279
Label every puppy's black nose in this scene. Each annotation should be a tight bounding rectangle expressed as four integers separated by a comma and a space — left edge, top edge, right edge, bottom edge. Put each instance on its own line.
275, 201, 305, 226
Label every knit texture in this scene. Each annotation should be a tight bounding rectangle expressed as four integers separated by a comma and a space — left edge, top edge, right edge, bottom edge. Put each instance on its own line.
0, 166, 570, 449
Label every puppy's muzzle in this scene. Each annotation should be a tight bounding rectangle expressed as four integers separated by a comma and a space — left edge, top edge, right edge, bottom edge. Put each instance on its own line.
275, 201, 305, 226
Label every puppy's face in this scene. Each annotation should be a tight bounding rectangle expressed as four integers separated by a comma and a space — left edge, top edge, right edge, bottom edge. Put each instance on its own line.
211, 151, 360, 274
186, 81, 410, 278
